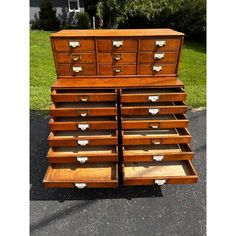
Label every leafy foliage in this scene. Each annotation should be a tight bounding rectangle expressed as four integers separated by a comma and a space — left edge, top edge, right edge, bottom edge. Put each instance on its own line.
76, 12, 91, 29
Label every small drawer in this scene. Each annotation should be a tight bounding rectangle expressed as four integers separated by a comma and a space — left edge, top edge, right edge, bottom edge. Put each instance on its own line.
98, 39, 138, 52
121, 102, 187, 116
122, 128, 191, 145
122, 114, 189, 130
47, 146, 118, 163
123, 144, 193, 162
140, 38, 181, 51
50, 102, 117, 117
121, 88, 186, 103
48, 130, 118, 147
55, 52, 96, 64
97, 53, 137, 64
123, 161, 198, 186
43, 163, 118, 188
139, 64, 176, 75
99, 65, 136, 75
139, 52, 179, 63
51, 89, 117, 102
52, 38, 95, 52
49, 117, 118, 131
57, 64, 97, 76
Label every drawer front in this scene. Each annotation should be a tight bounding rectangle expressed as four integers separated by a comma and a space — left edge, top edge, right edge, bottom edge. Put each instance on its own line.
98, 39, 138, 52
98, 52, 137, 64
55, 52, 96, 64
140, 38, 181, 51
57, 64, 97, 76
99, 65, 136, 75
53, 39, 95, 52
139, 64, 176, 75
139, 52, 179, 63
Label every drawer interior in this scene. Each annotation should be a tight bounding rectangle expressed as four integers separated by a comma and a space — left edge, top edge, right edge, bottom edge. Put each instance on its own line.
123, 114, 177, 121
55, 102, 116, 108
54, 89, 116, 94
122, 102, 173, 107
123, 129, 179, 137
122, 88, 183, 94
52, 117, 116, 122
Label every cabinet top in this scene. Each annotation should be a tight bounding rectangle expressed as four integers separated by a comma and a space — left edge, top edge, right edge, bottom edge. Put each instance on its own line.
51, 28, 184, 37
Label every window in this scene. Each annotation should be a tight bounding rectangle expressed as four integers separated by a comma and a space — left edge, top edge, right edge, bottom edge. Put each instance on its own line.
68, 0, 80, 12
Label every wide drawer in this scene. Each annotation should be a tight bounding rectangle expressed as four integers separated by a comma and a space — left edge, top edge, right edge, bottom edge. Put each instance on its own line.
121, 102, 187, 115
51, 89, 117, 102
139, 52, 179, 63
123, 161, 198, 186
139, 64, 176, 75
47, 146, 118, 163
49, 117, 118, 131
50, 102, 117, 117
44, 163, 118, 188
97, 39, 138, 52
122, 114, 189, 129
57, 64, 97, 76
54, 52, 96, 64
140, 38, 181, 51
98, 52, 137, 64
123, 144, 193, 162
99, 65, 136, 75
48, 130, 118, 146
121, 88, 186, 103
122, 128, 191, 145
52, 38, 95, 52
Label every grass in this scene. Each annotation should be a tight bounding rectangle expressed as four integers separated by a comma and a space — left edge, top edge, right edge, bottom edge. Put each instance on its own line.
30, 30, 206, 110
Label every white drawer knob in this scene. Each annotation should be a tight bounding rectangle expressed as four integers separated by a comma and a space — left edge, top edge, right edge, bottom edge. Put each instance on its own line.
78, 124, 89, 131
155, 40, 166, 47
154, 180, 166, 186
148, 95, 159, 102
80, 113, 87, 117
154, 53, 165, 60
76, 157, 88, 163
114, 69, 121, 73
75, 183, 86, 189
78, 140, 89, 146
149, 108, 159, 115
69, 41, 80, 48
112, 40, 123, 47
153, 155, 164, 161
73, 66, 83, 73
153, 65, 162, 72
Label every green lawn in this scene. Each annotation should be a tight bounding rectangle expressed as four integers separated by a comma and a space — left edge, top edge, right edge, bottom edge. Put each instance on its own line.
30, 30, 206, 110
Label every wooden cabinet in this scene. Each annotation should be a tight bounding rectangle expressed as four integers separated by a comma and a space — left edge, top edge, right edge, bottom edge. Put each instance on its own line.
44, 29, 198, 189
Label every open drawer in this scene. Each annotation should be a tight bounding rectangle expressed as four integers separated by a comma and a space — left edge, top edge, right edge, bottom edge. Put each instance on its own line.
122, 128, 191, 145
121, 102, 187, 116
48, 130, 118, 146
122, 114, 189, 130
49, 117, 118, 131
43, 163, 118, 188
123, 144, 193, 162
121, 88, 186, 103
51, 89, 117, 102
123, 161, 198, 186
50, 102, 117, 117
47, 146, 118, 163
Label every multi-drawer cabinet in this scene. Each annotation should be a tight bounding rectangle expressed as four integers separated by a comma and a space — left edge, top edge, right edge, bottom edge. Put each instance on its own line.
43, 29, 198, 189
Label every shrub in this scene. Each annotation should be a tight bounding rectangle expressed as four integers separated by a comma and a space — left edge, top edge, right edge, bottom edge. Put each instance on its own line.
76, 12, 91, 29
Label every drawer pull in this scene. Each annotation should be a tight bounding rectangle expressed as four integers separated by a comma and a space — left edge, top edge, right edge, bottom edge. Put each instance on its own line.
152, 140, 161, 145
113, 55, 122, 61
150, 124, 159, 129
112, 40, 123, 47
78, 124, 89, 131
73, 66, 83, 73
75, 183, 86, 189
69, 41, 80, 48
154, 53, 165, 60
78, 140, 89, 146
76, 157, 88, 163
80, 97, 88, 102
153, 155, 164, 161
80, 113, 87, 117
155, 40, 166, 47
148, 95, 159, 102
114, 69, 121, 73
153, 65, 162, 72
149, 108, 159, 115
154, 180, 166, 186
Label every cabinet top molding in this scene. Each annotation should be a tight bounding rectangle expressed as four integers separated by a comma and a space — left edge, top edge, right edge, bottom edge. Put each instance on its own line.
51, 28, 184, 38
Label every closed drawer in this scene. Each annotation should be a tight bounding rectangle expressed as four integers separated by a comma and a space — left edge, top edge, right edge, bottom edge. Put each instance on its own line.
43, 163, 118, 188
121, 88, 186, 103
140, 38, 181, 51
50, 102, 117, 117
47, 146, 118, 163
139, 52, 179, 63
57, 64, 97, 76
123, 161, 198, 186
55, 52, 96, 64
122, 128, 191, 145
121, 102, 187, 116
122, 114, 189, 130
139, 64, 176, 75
123, 144, 193, 162
53, 38, 95, 52
51, 89, 117, 102
97, 39, 138, 52
99, 65, 136, 75
48, 130, 118, 146
49, 117, 118, 131
98, 52, 137, 64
